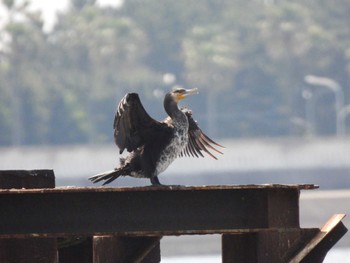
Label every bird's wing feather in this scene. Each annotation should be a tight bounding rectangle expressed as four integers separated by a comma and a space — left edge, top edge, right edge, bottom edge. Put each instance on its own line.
181, 108, 224, 159
114, 93, 166, 154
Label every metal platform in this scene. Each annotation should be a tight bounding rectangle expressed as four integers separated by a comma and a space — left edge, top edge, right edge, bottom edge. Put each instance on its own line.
0, 170, 347, 263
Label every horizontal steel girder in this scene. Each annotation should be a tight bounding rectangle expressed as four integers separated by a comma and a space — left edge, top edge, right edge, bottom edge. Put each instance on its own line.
0, 184, 317, 237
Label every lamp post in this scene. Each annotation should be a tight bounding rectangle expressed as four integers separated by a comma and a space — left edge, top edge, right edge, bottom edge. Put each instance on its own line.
304, 75, 345, 137
339, 105, 350, 135
301, 88, 314, 136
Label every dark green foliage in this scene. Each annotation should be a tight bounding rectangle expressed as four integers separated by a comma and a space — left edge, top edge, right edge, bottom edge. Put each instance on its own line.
0, 0, 349, 145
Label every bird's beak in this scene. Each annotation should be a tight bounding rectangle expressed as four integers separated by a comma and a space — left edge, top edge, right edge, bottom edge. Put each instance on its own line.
178, 88, 199, 100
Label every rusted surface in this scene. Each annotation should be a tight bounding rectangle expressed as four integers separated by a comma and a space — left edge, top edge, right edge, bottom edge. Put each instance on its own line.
222, 232, 258, 262
0, 183, 319, 194
321, 214, 346, 232
0, 170, 57, 263
0, 169, 345, 263
0, 175, 345, 262
289, 214, 348, 263
59, 237, 93, 263
93, 236, 161, 263
0, 184, 311, 237
0, 170, 55, 189
267, 188, 301, 227
222, 228, 320, 263
0, 228, 314, 238
0, 238, 58, 263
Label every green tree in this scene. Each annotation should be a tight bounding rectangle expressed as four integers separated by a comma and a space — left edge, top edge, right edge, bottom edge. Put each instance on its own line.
50, 3, 160, 143
1, 0, 350, 145
1, 2, 53, 144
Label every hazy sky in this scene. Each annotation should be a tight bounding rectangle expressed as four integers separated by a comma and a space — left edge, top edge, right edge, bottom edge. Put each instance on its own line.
0, 0, 122, 31
28, 0, 69, 31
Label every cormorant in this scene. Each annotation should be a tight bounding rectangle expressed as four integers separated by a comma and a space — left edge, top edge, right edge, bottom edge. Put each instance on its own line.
89, 88, 223, 186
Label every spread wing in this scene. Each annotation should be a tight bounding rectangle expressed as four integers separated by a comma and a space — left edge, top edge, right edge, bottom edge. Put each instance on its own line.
180, 108, 224, 160
114, 93, 169, 154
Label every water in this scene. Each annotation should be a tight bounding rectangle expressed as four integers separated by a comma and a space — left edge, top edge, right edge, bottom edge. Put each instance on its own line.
324, 248, 350, 262
162, 248, 350, 262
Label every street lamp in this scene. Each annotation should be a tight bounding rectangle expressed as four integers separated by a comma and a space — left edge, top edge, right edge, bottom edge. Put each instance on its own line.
304, 75, 345, 137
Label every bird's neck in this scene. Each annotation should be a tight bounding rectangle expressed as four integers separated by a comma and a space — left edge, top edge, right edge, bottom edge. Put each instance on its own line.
164, 101, 187, 127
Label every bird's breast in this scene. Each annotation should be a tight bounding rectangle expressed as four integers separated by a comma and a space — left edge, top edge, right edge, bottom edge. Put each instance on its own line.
154, 125, 188, 176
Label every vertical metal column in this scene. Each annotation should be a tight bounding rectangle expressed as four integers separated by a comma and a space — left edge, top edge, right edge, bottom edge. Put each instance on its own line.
222, 188, 307, 262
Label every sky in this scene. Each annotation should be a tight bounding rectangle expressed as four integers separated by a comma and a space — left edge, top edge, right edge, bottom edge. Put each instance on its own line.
27, 0, 69, 31
0, 0, 123, 31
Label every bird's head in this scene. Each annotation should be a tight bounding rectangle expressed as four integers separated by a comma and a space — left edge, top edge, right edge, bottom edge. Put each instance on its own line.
164, 87, 198, 117
169, 87, 199, 102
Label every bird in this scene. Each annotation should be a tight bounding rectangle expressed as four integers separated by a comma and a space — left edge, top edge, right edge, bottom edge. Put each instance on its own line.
89, 87, 224, 186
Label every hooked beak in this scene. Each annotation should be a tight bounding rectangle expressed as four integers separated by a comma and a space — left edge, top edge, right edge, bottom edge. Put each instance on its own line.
178, 88, 199, 100
184, 88, 199, 96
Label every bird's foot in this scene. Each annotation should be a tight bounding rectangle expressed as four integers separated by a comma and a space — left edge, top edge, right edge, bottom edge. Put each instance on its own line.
150, 176, 163, 186
149, 177, 185, 188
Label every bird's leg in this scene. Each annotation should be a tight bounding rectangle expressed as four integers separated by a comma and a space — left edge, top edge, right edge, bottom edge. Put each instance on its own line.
150, 176, 162, 186
150, 176, 185, 188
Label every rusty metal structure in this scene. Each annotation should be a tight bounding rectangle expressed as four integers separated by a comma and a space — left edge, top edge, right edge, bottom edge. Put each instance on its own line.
0, 170, 347, 262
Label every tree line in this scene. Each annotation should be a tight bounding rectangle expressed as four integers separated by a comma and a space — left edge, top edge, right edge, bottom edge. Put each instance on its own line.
0, 0, 349, 145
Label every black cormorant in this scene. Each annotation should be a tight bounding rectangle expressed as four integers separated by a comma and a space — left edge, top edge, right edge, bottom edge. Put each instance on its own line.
89, 88, 224, 185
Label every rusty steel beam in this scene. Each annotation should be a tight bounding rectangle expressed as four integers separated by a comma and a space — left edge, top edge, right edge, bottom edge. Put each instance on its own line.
289, 214, 348, 263
222, 228, 320, 263
0, 184, 317, 237
0, 170, 55, 189
0, 170, 58, 263
59, 238, 93, 263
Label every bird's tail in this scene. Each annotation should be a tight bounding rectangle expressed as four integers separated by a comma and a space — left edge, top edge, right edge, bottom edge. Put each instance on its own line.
89, 167, 127, 185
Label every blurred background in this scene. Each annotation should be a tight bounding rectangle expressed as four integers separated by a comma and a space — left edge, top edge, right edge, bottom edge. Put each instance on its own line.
0, 0, 349, 261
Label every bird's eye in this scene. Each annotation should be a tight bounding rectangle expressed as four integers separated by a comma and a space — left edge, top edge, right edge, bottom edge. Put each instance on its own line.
174, 88, 185, 94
